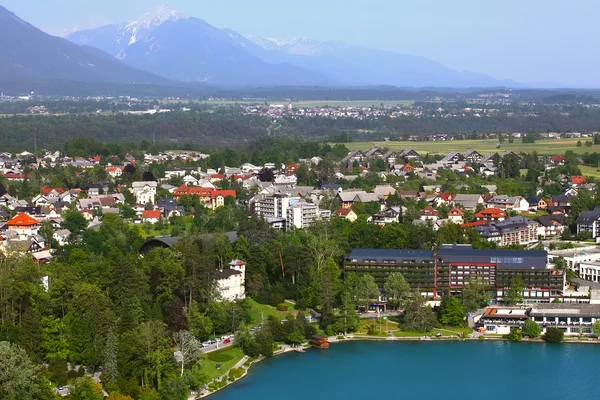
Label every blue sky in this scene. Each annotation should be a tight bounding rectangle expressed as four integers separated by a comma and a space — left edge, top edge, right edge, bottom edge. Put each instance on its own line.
3, 0, 600, 87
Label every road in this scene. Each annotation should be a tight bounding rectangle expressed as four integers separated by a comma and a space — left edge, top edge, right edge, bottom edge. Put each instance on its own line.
201, 339, 235, 353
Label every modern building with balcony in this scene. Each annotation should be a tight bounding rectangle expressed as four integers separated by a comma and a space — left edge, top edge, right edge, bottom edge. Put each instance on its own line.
344, 244, 564, 302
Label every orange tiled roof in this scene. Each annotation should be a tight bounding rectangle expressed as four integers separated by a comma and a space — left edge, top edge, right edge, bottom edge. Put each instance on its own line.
7, 212, 39, 226
142, 210, 160, 219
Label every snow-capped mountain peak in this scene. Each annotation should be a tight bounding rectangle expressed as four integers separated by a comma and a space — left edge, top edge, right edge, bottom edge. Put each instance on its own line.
130, 5, 184, 29
119, 5, 185, 45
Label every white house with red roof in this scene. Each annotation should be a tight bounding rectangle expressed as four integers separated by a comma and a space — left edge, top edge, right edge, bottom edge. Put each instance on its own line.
5, 212, 41, 239
419, 206, 439, 221
448, 207, 465, 224
142, 210, 161, 224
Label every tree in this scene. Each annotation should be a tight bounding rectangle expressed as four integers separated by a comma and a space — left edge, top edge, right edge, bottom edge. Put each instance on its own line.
592, 320, 600, 337
543, 327, 564, 343
461, 278, 488, 313
107, 393, 134, 400
439, 296, 465, 327
504, 274, 524, 305
0, 341, 40, 400
62, 209, 88, 234
403, 294, 436, 332
39, 221, 55, 248
69, 376, 103, 400
507, 328, 522, 341
355, 274, 380, 311
383, 272, 411, 310
172, 330, 202, 377
103, 327, 118, 385
522, 319, 542, 338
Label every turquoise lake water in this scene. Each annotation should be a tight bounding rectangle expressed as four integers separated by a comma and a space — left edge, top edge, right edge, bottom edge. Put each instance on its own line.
211, 341, 600, 400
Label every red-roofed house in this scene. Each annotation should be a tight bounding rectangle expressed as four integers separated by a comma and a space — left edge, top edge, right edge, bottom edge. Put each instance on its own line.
474, 208, 506, 222
551, 155, 565, 165
106, 166, 124, 178
210, 174, 225, 183
6, 212, 40, 238
41, 187, 65, 197
402, 163, 416, 172
419, 206, 439, 221
448, 207, 464, 224
142, 210, 161, 224
570, 175, 586, 186
173, 185, 236, 210
286, 164, 299, 172
434, 192, 455, 206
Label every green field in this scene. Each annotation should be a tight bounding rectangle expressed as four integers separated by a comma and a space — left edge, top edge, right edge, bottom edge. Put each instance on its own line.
292, 100, 413, 107
343, 138, 599, 155
580, 165, 600, 178
192, 99, 414, 107
245, 298, 298, 326
200, 346, 245, 380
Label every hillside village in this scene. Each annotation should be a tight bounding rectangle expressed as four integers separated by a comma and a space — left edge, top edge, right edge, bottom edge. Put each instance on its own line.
0, 145, 598, 269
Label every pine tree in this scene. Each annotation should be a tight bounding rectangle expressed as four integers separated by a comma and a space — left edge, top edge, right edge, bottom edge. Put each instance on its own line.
103, 327, 118, 384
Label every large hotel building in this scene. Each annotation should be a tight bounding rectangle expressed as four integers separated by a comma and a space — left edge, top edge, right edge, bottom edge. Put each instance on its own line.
344, 244, 565, 303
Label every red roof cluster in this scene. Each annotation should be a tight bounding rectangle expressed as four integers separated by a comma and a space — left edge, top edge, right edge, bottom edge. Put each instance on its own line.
571, 175, 586, 185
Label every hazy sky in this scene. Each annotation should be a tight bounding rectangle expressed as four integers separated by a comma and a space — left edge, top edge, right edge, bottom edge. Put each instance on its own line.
3, 0, 600, 87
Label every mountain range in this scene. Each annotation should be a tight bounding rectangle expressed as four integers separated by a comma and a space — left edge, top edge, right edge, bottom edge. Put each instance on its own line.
67, 5, 519, 88
0, 4, 519, 88
0, 5, 166, 85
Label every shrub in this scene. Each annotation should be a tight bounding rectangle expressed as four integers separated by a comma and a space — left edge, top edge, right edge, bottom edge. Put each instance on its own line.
544, 327, 564, 343
478, 335, 485, 340
522, 320, 542, 338
276, 303, 289, 311
507, 328, 522, 341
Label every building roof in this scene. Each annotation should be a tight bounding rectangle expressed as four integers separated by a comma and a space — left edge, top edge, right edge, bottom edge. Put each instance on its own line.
142, 210, 161, 219
215, 269, 242, 279
437, 244, 548, 270
346, 249, 434, 263
448, 207, 464, 216
529, 303, 600, 318
419, 206, 439, 217
576, 207, 600, 224
7, 212, 40, 226
475, 208, 506, 218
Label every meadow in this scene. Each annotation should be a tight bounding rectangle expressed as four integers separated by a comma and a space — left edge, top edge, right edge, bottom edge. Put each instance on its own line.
343, 138, 598, 156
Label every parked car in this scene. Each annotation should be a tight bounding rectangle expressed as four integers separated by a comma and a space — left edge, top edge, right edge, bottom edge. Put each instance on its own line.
202, 342, 210, 347
215, 338, 221, 343
224, 338, 231, 344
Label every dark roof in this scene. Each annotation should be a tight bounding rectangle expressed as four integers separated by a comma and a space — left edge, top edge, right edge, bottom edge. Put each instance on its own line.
576, 207, 600, 224
535, 214, 567, 226
347, 246, 548, 270
215, 269, 242, 279
321, 184, 342, 191
347, 249, 434, 263
525, 196, 542, 204
437, 245, 548, 270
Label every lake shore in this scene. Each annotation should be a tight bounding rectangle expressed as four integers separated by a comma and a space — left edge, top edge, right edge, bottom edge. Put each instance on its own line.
197, 332, 600, 398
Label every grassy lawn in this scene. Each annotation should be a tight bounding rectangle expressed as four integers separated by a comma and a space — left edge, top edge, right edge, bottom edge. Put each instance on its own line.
244, 298, 296, 326
393, 326, 472, 338
580, 165, 600, 178
200, 346, 245, 380
343, 138, 599, 155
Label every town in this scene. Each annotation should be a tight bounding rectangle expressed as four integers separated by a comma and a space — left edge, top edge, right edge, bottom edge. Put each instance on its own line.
4, 137, 600, 399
